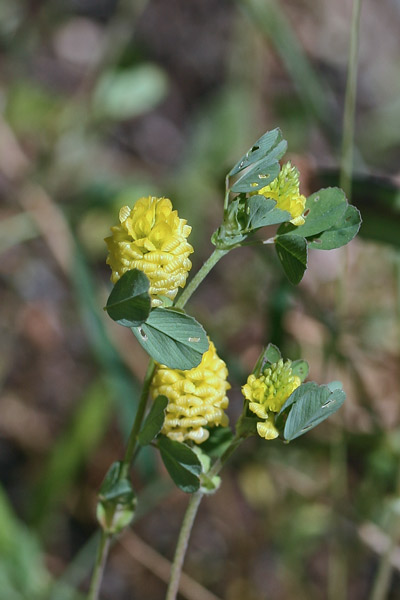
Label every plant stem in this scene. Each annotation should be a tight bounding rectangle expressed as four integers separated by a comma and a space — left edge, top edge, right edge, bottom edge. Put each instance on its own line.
87, 531, 112, 600
166, 491, 204, 600
209, 434, 243, 478
339, 0, 363, 200
120, 358, 156, 478
165, 435, 243, 600
87, 359, 155, 599
369, 505, 400, 600
175, 249, 229, 309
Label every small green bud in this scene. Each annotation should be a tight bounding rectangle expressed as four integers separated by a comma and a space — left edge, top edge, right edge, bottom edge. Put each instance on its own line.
96, 461, 137, 534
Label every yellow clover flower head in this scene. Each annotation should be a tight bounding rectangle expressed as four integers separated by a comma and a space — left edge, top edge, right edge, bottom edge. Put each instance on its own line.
150, 340, 230, 444
105, 196, 193, 307
258, 162, 306, 226
242, 359, 301, 440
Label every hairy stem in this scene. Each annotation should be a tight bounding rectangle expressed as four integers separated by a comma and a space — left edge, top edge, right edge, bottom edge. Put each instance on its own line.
87, 532, 112, 600
175, 249, 228, 309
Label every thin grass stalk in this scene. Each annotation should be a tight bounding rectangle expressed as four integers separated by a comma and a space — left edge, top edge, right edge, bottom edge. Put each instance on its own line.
329, 2, 363, 598
340, 0, 363, 200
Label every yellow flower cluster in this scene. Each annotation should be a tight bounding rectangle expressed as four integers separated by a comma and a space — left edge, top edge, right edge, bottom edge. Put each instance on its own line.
242, 359, 301, 440
151, 341, 230, 444
258, 162, 306, 226
105, 196, 193, 306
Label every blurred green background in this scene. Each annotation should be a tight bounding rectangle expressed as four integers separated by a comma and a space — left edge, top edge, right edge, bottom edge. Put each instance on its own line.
1, 0, 400, 598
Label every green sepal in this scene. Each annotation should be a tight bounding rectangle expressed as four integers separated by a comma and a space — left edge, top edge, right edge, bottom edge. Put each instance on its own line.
275, 234, 308, 284
158, 437, 201, 493
275, 382, 345, 441
105, 269, 151, 327
191, 446, 221, 494
132, 308, 209, 370
138, 395, 168, 446
96, 461, 137, 534
199, 473, 221, 495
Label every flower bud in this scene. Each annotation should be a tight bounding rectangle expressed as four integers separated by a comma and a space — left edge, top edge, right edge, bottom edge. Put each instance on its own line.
242, 359, 301, 439
258, 162, 306, 226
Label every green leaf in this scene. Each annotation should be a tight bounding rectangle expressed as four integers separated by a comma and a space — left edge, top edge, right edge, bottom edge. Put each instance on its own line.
230, 144, 286, 193
327, 381, 343, 392
105, 269, 151, 327
291, 359, 309, 382
132, 308, 209, 370
97, 462, 137, 534
94, 64, 169, 121
253, 343, 282, 377
229, 128, 286, 176
158, 437, 201, 493
307, 204, 362, 250
200, 427, 234, 458
282, 188, 348, 239
275, 234, 308, 284
138, 395, 168, 446
263, 343, 282, 365
98, 462, 133, 503
276, 382, 346, 441
246, 196, 291, 229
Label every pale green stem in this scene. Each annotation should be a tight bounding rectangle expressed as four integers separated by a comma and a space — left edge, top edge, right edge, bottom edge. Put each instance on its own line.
87, 359, 155, 599
166, 491, 203, 600
120, 358, 156, 479
328, 3, 363, 598
175, 248, 229, 309
88, 247, 230, 599
339, 0, 363, 200
369, 255, 400, 600
328, 427, 348, 600
87, 531, 112, 600
165, 436, 243, 600
369, 507, 400, 600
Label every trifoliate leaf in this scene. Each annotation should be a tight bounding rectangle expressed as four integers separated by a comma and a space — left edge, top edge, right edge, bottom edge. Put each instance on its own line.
276, 382, 346, 441
105, 269, 151, 327
275, 234, 308, 285
138, 395, 168, 446
246, 196, 291, 229
229, 128, 286, 176
230, 146, 286, 193
158, 437, 201, 493
132, 308, 209, 370
307, 204, 362, 250
280, 188, 348, 239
